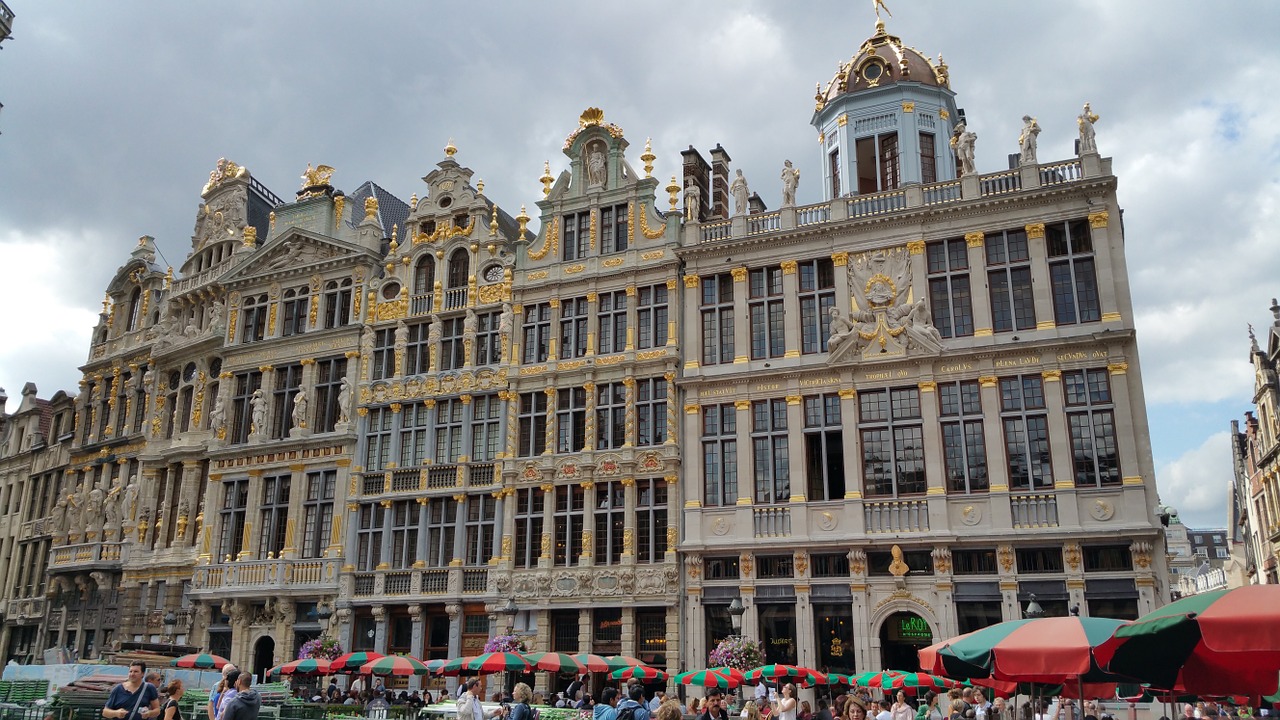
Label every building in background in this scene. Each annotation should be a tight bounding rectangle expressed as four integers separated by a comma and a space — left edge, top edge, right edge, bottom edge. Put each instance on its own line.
1234, 301, 1280, 585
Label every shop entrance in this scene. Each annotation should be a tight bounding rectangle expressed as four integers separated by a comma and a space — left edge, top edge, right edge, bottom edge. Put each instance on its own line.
878, 612, 933, 671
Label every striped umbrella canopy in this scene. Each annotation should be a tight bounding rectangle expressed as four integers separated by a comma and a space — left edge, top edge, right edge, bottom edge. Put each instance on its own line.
746, 664, 812, 683
886, 672, 962, 693
821, 673, 854, 686
524, 652, 587, 673
708, 666, 749, 684
604, 655, 647, 670
675, 668, 742, 689
854, 670, 905, 687
361, 655, 432, 676
1096, 586, 1280, 696
795, 670, 831, 688
437, 656, 477, 676
466, 652, 533, 674
611, 665, 669, 682
929, 616, 1129, 684
270, 658, 332, 676
424, 659, 448, 674
572, 654, 614, 672
171, 653, 231, 670
331, 651, 386, 673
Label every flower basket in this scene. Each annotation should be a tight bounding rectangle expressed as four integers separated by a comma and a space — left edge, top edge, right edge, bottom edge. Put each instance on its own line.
483, 634, 526, 653
708, 635, 766, 671
299, 636, 344, 661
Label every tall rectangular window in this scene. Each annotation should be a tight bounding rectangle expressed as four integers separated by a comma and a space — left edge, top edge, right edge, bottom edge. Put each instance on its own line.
365, 407, 393, 472
322, 279, 353, 329
556, 387, 587, 454
636, 377, 667, 447
301, 470, 335, 559
257, 474, 291, 559
919, 132, 937, 184
859, 388, 926, 497
799, 259, 836, 354
281, 287, 309, 337
752, 398, 790, 504
928, 238, 974, 338
389, 500, 418, 569
600, 204, 629, 254
518, 392, 548, 457
229, 370, 263, 445
804, 394, 845, 501
987, 228, 1037, 332
474, 311, 501, 366
371, 329, 395, 381
879, 132, 900, 190
399, 403, 431, 467
271, 364, 304, 439
469, 394, 502, 462
700, 274, 735, 366
314, 357, 347, 433
939, 380, 988, 493
522, 304, 552, 364
405, 321, 431, 375
465, 491, 494, 566
636, 284, 669, 349
218, 479, 249, 560
423, 497, 456, 567
434, 398, 464, 463
594, 481, 625, 566
354, 504, 382, 571
513, 489, 544, 569
749, 266, 785, 359
1064, 369, 1119, 486
829, 148, 841, 197
553, 484, 585, 567
1000, 375, 1052, 490
562, 211, 590, 261
702, 404, 738, 507
1047, 219, 1101, 326
635, 478, 667, 564
598, 291, 628, 354
559, 297, 589, 360
241, 294, 268, 343
439, 317, 465, 371
595, 382, 627, 451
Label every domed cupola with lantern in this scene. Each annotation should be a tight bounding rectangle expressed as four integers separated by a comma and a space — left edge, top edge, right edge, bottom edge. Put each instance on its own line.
813, 12, 960, 200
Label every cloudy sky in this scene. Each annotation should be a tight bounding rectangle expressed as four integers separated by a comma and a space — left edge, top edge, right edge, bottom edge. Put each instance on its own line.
2, 1, 1277, 528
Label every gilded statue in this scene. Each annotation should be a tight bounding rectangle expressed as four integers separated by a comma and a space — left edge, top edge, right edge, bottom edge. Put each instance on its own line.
888, 544, 910, 577
684, 180, 701, 221
301, 163, 335, 189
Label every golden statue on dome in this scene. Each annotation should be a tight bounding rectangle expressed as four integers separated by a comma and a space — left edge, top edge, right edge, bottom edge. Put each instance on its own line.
873, 0, 892, 20
300, 163, 335, 189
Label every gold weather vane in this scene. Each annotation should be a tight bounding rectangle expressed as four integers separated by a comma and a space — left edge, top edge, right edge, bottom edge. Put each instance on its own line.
873, 0, 892, 19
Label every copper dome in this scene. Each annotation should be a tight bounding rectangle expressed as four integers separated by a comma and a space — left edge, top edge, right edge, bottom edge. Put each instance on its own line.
815, 20, 949, 112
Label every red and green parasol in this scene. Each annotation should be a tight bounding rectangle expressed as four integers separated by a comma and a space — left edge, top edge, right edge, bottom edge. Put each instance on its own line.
603, 655, 646, 670
171, 653, 231, 670
331, 651, 386, 673
424, 659, 448, 675
1096, 585, 1280, 695
708, 666, 749, 684
854, 670, 904, 687
360, 655, 431, 676
611, 665, 669, 682
746, 664, 811, 683
524, 652, 586, 673
466, 652, 533, 674
436, 656, 477, 676
270, 658, 332, 676
571, 653, 614, 672
675, 668, 742, 689
886, 672, 961, 693
924, 616, 1128, 684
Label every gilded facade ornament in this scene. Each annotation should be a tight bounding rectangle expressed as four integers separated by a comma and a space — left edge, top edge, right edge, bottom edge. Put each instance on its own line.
640, 138, 656, 178
202, 157, 248, 195
1107, 362, 1129, 375
1088, 211, 1109, 229
888, 544, 910, 577
965, 231, 986, 247
364, 197, 379, 220
996, 544, 1015, 573
540, 161, 554, 197
906, 240, 925, 255
300, 163, 335, 191
780, 260, 798, 275
731, 267, 748, 283
638, 203, 666, 239
1063, 542, 1081, 571
666, 177, 680, 212
526, 215, 556, 261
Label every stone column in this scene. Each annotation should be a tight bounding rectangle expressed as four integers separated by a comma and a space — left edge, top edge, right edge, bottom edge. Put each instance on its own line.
963, 233, 993, 336
620, 606, 636, 656
547, 298, 561, 362
242, 470, 264, 560
730, 267, 749, 365
1025, 224, 1057, 330
581, 383, 596, 453
621, 477, 637, 563
177, 460, 204, 549
539, 483, 555, 568
622, 377, 636, 448
577, 608, 591, 654
837, 389, 866, 533
445, 603, 462, 695
377, 500, 393, 569
585, 292, 598, 356
978, 376, 1015, 528
490, 490, 505, 565
580, 482, 596, 567
282, 463, 306, 559
451, 494, 467, 566
409, 605, 425, 690
734, 400, 753, 505
415, 499, 429, 566
785, 396, 806, 502
372, 605, 388, 654
1084, 212, 1122, 321
917, 381, 948, 527
624, 286, 638, 352
778, 261, 801, 357
794, 582, 816, 669
682, 276, 701, 371
543, 389, 556, 457
1039, 371, 1079, 524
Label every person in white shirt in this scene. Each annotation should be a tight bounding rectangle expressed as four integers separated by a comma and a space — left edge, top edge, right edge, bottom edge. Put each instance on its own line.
876, 700, 892, 720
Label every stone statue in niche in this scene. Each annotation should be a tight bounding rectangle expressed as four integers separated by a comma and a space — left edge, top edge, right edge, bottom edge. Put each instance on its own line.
291, 386, 310, 434
827, 246, 943, 366
1077, 102, 1099, 155
586, 142, 607, 188
51, 497, 69, 539
951, 121, 976, 176
780, 160, 800, 207
104, 479, 122, 536
84, 482, 105, 533
207, 300, 226, 333
122, 476, 140, 525
498, 303, 514, 342
66, 491, 83, 533
337, 377, 352, 425
730, 169, 750, 216
463, 308, 478, 340
208, 393, 226, 437
249, 388, 267, 435
684, 180, 701, 220
1018, 115, 1040, 165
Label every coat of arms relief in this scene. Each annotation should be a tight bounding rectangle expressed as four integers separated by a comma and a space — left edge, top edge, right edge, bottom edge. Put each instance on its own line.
827, 245, 944, 365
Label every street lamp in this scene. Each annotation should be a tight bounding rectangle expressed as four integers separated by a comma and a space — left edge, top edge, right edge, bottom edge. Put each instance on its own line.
1024, 593, 1045, 619
499, 598, 518, 633
317, 604, 333, 632
728, 597, 745, 634
163, 610, 177, 653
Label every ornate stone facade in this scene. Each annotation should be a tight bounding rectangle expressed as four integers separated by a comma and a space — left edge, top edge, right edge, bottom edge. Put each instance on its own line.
1235, 300, 1280, 585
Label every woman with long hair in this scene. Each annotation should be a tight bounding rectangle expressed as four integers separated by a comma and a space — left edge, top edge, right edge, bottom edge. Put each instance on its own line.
776, 685, 798, 720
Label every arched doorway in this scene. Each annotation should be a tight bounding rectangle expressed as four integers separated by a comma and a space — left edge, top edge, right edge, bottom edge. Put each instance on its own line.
879, 611, 933, 671
253, 635, 275, 684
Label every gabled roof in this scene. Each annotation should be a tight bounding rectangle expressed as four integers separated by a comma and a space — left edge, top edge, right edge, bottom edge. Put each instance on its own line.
217, 229, 378, 287
348, 181, 410, 239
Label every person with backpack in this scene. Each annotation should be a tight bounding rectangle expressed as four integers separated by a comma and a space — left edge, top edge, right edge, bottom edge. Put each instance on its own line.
509, 684, 536, 720
595, 689, 621, 720
617, 686, 651, 720
102, 662, 161, 720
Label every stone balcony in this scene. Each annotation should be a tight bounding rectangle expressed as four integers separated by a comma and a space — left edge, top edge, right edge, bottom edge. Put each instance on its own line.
357, 463, 497, 498
349, 567, 490, 601
49, 541, 130, 572
686, 155, 1107, 247
188, 556, 342, 597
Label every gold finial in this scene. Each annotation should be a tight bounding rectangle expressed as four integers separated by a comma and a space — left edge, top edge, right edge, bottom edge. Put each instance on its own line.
540, 161, 554, 197
516, 204, 530, 237
364, 196, 379, 219
477, 178, 485, 195
137, 236, 147, 247
409, 193, 418, 211
242, 225, 257, 248
101, 294, 110, 314
640, 138, 656, 178
268, 211, 276, 233
444, 138, 457, 157
165, 267, 174, 289
666, 175, 680, 211
390, 224, 399, 251
489, 206, 499, 236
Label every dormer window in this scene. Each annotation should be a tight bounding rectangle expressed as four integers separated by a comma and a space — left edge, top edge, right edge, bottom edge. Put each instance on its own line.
420, 220, 437, 236
453, 212, 469, 229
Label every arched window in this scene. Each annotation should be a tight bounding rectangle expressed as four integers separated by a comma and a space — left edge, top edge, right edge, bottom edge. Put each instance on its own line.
413, 257, 435, 295
125, 287, 142, 332
447, 249, 469, 288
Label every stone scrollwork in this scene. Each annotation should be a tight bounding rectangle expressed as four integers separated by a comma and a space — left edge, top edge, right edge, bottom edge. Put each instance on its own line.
828, 246, 943, 365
